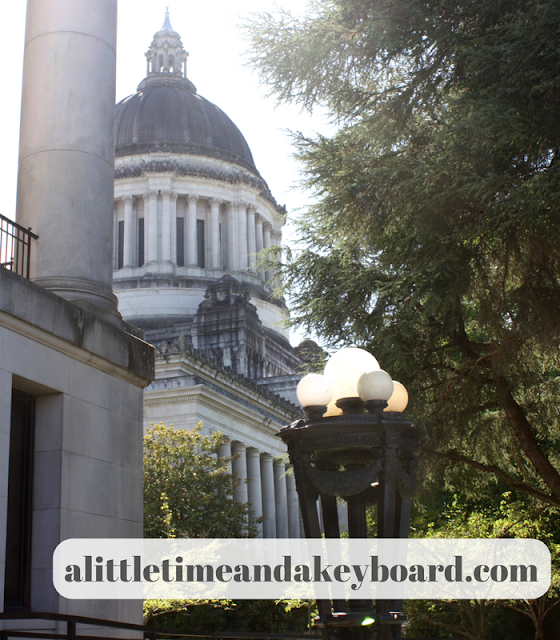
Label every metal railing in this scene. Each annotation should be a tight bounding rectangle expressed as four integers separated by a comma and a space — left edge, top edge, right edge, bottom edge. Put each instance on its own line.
0, 213, 38, 279
0, 612, 321, 640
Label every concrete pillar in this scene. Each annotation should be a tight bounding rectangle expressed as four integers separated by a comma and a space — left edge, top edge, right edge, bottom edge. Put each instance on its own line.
273, 460, 289, 538
122, 196, 135, 268
161, 191, 172, 263
260, 453, 276, 538
187, 194, 198, 267
286, 465, 300, 538
246, 448, 264, 538
170, 193, 178, 264
144, 192, 158, 264
231, 442, 248, 504
247, 205, 257, 273
237, 201, 248, 271
218, 439, 232, 474
16, 0, 119, 315
263, 221, 272, 282
227, 203, 238, 271
210, 198, 222, 270
255, 213, 265, 281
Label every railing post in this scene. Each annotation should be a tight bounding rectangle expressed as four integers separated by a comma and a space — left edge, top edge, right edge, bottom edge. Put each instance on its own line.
0, 213, 38, 279
67, 620, 76, 640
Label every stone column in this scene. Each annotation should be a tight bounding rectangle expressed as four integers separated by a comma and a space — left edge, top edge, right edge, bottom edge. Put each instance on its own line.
237, 201, 248, 271
161, 191, 173, 263
187, 194, 198, 267
227, 203, 238, 272
218, 439, 232, 474
255, 213, 265, 281
16, 0, 119, 315
246, 448, 264, 538
170, 193, 178, 264
209, 198, 222, 270
231, 442, 248, 504
273, 459, 289, 538
146, 192, 159, 264
247, 205, 257, 273
286, 467, 300, 538
260, 454, 276, 538
113, 204, 119, 270
263, 221, 272, 282
122, 196, 135, 268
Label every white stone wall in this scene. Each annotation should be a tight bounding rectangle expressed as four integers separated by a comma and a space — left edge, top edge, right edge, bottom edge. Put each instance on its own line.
0, 270, 153, 625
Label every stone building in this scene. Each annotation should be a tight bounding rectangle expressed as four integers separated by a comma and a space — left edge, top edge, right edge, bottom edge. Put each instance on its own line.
111, 12, 303, 539
1, 0, 153, 627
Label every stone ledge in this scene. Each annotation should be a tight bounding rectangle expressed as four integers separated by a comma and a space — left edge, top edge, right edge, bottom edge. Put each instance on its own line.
0, 268, 154, 386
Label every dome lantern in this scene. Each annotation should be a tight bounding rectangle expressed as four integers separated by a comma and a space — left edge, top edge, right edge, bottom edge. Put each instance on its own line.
144, 8, 189, 83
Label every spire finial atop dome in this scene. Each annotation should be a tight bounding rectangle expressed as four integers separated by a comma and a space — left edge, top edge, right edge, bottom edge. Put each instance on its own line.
142, 9, 191, 88
161, 6, 174, 32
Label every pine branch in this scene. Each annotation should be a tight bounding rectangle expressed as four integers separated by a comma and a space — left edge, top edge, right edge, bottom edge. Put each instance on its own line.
426, 449, 560, 508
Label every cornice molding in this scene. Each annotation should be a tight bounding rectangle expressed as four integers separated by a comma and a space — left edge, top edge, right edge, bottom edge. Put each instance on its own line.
115, 157, 286, 215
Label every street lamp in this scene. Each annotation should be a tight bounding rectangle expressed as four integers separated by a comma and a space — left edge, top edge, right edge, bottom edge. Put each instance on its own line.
278, 348, 427, 640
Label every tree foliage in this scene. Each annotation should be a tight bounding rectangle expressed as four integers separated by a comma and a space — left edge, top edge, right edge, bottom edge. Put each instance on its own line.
406, 491, 560, 639
246, 0, 560, 507
143, 423, 255, 538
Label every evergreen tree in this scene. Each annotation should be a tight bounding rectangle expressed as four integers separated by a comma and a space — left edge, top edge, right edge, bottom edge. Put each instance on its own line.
246, 0, 560, 507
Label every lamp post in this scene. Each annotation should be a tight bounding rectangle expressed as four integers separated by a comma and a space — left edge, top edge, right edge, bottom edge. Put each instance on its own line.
277, 348, 427, 640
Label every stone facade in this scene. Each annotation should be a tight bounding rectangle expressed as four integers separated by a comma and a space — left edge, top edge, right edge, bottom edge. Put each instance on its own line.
0, 269, 153, 624
112, 12, 304, 539
2, 0, 155, 627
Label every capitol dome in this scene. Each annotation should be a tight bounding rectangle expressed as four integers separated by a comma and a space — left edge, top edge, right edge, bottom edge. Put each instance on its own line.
115, 76, 258, 173
112, 11, 298, 380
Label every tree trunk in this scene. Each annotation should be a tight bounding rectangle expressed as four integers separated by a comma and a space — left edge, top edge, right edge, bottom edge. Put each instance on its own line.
495, 376, 560, 498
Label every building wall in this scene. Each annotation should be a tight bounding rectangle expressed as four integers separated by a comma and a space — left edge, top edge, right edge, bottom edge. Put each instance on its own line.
0, 268, 153, 624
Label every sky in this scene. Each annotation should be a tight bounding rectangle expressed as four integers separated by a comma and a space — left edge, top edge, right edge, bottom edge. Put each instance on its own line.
1, 0, 330, 346
1, 0, 329, 224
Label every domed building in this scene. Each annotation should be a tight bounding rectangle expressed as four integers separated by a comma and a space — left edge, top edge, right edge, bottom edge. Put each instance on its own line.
112, 12, 303, 538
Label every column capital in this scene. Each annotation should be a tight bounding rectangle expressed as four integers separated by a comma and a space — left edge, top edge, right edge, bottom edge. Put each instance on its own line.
246, 447, 262, 458
271, 230, 282, 242
231, 441, 247, 453
122, 194, 135, 203
263, 220, 273, 232
143, 191, 158, 202
209, 197, 223, 207
237, 200, 249, 210
273, 458, 285, 469
247, 204, 257, 214
187, 194, 199, 204
161, 190, 177, 200
255, 212, 264, 223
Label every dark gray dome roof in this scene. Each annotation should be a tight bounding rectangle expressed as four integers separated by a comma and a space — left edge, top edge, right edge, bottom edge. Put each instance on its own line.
115, 77, 259, 175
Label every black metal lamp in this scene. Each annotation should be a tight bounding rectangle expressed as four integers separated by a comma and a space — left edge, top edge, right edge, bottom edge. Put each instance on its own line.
277, 348, 428, 640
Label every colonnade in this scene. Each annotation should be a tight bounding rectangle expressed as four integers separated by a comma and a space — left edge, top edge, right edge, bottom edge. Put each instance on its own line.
218, 440, 301, 538
115, 193, 280, 282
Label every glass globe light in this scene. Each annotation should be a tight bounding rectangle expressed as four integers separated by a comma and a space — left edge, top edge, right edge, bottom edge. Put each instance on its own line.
323, 347, 380, 402
357, 370, 394, 402
296, 374, 333, 408
384, 381, 409, 412
323, 397, 343, 417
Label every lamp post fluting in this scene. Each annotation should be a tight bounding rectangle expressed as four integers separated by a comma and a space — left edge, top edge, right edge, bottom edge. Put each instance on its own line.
277, 348, 427, 640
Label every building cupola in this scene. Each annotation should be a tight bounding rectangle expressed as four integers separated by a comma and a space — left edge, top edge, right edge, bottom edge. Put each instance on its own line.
140, 8, 194, 92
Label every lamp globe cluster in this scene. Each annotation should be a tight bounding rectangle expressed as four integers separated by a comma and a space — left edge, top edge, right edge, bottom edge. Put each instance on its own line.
296, 347, 408, 416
